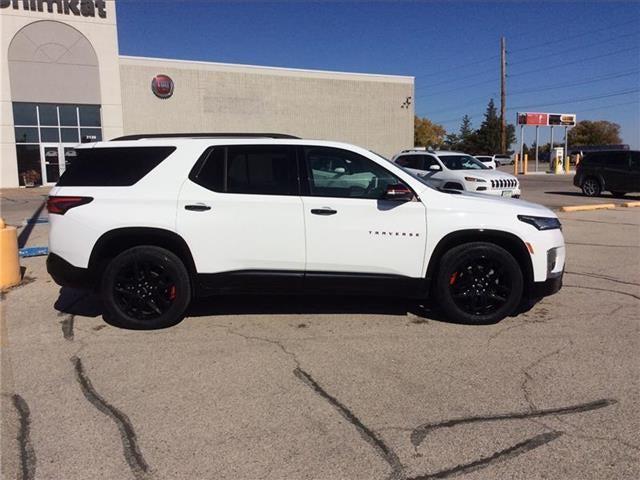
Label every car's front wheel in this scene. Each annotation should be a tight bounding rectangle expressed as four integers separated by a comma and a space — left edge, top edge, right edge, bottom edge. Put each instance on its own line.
101, 246, 191, 329
435, 242, 523, 324
581, 177, 601, 197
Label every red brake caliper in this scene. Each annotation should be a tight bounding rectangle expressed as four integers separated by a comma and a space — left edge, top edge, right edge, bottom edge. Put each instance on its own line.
449, 272, 459, 285
168, 285, 177, 300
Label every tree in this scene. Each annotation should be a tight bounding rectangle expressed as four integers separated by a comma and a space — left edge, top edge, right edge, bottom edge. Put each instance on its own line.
469, 99, 516, 154
414, 115, 446, 147
568, 120, 622, 146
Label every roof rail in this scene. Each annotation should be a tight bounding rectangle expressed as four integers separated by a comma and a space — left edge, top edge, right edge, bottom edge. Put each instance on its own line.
110, 133, 301, 141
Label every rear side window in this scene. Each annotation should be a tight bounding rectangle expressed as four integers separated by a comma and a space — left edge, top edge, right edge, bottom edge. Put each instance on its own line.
191, 145, 298, 195
57, 147, 176, 186
602, 151, 629, 167
395, 155, 424, 169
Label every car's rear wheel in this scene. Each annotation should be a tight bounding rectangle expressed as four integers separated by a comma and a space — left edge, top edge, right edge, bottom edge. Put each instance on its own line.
435, 242, 523, 324
581, 177, 601, 197
101, 246, 191, 329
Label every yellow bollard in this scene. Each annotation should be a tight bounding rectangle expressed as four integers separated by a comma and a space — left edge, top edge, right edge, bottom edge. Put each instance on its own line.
0, 218, 22, 290
565, 154, 571, 174
523, 154, 528, 175
514, 154, 519, 176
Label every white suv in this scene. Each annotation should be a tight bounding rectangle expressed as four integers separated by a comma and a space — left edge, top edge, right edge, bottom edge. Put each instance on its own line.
392, 149, 521, 198
47, 134, 564, 329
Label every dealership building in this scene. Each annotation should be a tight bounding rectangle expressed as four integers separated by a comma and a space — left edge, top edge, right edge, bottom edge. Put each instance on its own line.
0, 0, 414, 188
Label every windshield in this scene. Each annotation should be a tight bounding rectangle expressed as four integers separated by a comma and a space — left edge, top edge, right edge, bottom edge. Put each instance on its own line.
440, 155, 489, 170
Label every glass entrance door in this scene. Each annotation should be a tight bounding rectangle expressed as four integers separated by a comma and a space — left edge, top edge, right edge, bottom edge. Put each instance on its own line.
40, 144, 77, 184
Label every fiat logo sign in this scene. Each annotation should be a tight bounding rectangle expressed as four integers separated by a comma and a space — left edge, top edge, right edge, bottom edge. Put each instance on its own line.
151, 74, 174, 99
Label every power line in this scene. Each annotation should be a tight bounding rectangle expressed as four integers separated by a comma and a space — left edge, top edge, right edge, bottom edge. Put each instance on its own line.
508, 88, 639, 111
416, 77, 497, 98
510, 31, 640, 66
508, 18, 639, 54
414, 55, 499, 79
509, 46, 639, 78
573, 100, 640, 114
422, 93, 499, 115
415, 66, 495, 90
509, 69, 640, 96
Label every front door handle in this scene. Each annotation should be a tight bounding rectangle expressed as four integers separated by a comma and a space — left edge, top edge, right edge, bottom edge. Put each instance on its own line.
185, 204, 211, 212
311, 208, 337, 216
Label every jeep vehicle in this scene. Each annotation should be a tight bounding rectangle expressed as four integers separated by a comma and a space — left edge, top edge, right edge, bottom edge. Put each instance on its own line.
392, 149, 521, 198
47, 134, 564, 329
573, 149, 640, 197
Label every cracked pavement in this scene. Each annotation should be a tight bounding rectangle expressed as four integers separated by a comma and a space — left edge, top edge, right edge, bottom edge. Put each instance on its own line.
1, 189, 639, 479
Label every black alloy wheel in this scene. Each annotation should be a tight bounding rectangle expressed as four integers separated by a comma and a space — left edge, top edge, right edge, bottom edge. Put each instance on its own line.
436, 242, 523, 324
581, 177, 601, 197
102, 246, 191, 329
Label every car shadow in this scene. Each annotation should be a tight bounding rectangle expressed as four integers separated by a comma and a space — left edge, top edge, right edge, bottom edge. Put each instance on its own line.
53, 287, 481, 330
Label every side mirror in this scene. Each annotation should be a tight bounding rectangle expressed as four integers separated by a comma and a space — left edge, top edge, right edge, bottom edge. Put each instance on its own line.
334, 167, 346, 174
429, 164, 441, 171
383, 184, 414, 202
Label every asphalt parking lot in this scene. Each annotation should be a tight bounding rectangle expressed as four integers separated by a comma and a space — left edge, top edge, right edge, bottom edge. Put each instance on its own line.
2, 176, 639, 480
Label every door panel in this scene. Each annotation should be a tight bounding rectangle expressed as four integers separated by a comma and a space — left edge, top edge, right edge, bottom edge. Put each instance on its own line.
302, 146, 427, 278
41, 145, 61, 184
177, 145, 305, 274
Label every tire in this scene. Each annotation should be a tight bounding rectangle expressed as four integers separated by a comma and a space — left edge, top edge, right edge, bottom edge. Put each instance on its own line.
101, 246, 191, 329
581, 177, 601, 197
611, 191, 627, 198
434, 242, 523, 324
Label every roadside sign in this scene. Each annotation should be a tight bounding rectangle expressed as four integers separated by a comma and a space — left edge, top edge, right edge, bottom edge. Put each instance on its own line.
517, 112, 576, 126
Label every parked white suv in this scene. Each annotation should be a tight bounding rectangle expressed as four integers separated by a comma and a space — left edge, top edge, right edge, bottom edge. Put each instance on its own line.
47, 134, 564, 329
392, 149, 521, 198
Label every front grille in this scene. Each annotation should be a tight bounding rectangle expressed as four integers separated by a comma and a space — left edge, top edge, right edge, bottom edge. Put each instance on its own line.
491, 178, 518, 189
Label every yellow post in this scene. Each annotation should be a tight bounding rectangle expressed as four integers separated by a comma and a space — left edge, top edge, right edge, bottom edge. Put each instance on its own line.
565, 154, 571, 174
0, 218, 22, 290
523, 154, 529, 175
514, 154, 519, 176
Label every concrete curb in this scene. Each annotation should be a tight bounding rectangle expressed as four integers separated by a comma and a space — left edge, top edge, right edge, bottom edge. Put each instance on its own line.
621, 201, 640, 208
559, 204, 616, 212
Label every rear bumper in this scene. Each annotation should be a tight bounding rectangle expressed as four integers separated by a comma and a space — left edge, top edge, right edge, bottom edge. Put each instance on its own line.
531, 271, 563, 299
47, 253, 93, 289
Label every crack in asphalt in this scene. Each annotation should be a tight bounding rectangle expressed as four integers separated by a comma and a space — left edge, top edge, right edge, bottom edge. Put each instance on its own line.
410, 399, 617, 448
12, 394, 36, 480
563, 284, 640, 301
565, 271, 640, 287
521, 344, 570, 411
294, 367, 405, 480
407, 431, 564, 480
71, 356, 151, 480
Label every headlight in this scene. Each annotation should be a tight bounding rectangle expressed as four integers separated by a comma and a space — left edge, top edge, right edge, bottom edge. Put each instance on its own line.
518, 215, 562, 231
464, 176, 486, 182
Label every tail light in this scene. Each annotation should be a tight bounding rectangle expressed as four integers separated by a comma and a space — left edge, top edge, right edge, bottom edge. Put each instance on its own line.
47, 196, 93, 215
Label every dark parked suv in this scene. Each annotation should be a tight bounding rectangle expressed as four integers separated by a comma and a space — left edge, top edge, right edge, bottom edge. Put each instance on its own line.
574, 150, 640, 197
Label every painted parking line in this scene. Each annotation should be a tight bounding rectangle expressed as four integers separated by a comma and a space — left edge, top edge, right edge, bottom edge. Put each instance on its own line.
19, 247, 48, 258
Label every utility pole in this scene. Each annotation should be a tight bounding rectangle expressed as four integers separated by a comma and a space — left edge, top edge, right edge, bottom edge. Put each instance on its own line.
500, 37, 507, 154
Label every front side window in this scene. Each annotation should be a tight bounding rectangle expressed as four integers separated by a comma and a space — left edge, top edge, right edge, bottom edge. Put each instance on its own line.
305, 147, 404, 199
439, 155, 488, 170
191, 145, 298, 195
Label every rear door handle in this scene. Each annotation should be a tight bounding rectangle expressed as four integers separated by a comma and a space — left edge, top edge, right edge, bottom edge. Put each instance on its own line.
311, 208, 337, 216
185, 203, 211, 212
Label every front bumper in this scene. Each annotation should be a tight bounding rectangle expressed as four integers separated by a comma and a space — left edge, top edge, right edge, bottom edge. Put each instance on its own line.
47, 253, 93, 289
531, 270, 563, 298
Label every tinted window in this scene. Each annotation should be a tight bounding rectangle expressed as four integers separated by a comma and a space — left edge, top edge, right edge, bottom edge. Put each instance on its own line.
602, 151, 628, 167
305, 147, 404, 199
191, 145, 298, 195
395, 155, 424, 169
630, 152, 640, 170
57, 147, 176, 186
12, 103, 37, 125
38, 104, 58, 126
440, 155, 488, 170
